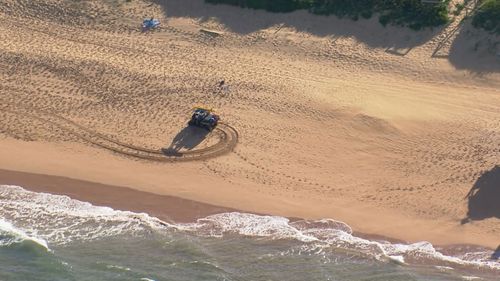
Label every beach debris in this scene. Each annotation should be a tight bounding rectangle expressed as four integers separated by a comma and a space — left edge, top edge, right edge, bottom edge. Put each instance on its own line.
200, 28, 223, 37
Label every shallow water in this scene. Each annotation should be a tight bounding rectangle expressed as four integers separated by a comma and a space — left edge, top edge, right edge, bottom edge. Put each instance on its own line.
1, 185, 498, 281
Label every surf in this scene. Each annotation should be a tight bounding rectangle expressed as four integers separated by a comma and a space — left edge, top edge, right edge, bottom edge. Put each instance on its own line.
0, 184, 498, 277
0, 218, 49, 251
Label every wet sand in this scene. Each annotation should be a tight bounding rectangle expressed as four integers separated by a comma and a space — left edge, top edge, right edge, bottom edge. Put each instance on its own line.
0, 168, 236, 223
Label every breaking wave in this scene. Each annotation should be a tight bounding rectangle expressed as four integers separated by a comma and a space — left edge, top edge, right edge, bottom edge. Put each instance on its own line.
0, 185, 168, 245
176, 212, 500, 272
0, 218, 49, 250
0, 185, 498, 274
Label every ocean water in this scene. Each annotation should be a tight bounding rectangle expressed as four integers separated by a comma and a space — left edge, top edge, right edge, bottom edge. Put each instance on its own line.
0, 185, 498, 281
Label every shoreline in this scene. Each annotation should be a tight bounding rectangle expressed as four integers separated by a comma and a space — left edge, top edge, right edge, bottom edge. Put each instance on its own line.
0, 138, 498, 250
0, 168, 495, 253
0, 168, 237, 223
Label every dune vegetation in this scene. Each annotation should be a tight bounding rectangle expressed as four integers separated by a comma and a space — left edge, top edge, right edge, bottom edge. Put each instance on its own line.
205, 0, 451, 30
472, 0, 500, 34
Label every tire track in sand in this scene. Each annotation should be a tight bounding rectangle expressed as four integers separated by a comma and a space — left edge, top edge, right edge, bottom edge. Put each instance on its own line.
1, 103, 238, 162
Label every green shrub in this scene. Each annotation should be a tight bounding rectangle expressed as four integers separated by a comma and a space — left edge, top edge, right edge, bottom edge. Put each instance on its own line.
311, 0, 375, 21
377, 0, 450, 30
205, 0, 313, 12
454, 3, 465, 16
472, 0, 500, 34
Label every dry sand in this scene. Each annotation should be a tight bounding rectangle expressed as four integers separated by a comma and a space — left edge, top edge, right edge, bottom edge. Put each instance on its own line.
0, 0, 499, 248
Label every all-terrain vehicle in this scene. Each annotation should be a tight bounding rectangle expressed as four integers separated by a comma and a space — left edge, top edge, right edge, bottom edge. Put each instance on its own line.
188, 107, 219, 131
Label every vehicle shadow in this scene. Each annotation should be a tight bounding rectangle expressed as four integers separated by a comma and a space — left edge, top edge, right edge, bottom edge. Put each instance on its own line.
461, 165, 500, 224
162, 125, 209, 155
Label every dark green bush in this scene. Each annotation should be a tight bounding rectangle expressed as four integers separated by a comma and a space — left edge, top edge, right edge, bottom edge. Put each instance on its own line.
377, 0, 449, 30
205, 0, 313, 13
310, 0, 375, 21
472, 0, 500, 34
205, 0, 450, 29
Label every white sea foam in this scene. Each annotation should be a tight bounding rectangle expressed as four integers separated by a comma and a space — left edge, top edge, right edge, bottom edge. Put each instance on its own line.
1, 184, 498, 274
176, 212, 500, 271
105, 264, 131, 271
0, 185, 169, 245
175, 212, 318, 242
461, 276, 482, 280
435, 265, 455, 271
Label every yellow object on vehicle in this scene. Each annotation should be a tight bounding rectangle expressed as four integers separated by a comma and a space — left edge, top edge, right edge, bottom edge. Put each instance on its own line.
192, 105, 215, 113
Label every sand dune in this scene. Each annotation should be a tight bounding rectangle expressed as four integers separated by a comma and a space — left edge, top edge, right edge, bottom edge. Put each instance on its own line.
0, 0, 499, 248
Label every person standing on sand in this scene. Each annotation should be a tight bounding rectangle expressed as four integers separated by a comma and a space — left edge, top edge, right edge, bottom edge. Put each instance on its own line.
215, 79, 230, 95
213, 79, 224, 94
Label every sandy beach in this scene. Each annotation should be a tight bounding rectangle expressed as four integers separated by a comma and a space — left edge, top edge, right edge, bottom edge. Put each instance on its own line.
1, 0, 499, 253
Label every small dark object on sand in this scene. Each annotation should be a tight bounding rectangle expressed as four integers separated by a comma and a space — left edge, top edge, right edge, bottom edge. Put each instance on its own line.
492, 245, 500, 260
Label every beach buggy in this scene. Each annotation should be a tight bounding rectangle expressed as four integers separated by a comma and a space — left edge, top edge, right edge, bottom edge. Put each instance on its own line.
188, 107, 219, 131
142, 18, 160, 32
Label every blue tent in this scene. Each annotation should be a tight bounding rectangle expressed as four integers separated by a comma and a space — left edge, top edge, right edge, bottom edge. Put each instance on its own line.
142, 18, 160, 29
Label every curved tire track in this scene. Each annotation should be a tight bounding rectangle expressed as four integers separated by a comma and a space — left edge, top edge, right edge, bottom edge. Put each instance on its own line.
2, 104, 238, 162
